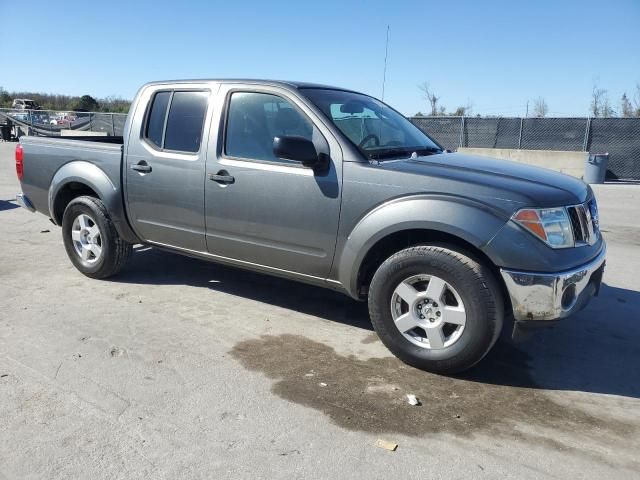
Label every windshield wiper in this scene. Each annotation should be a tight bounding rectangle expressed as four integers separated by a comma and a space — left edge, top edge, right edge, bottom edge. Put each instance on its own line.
367, 146, 442, 160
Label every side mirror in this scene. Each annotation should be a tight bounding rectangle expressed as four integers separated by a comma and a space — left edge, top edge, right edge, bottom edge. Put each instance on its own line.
273, 136, 326, 170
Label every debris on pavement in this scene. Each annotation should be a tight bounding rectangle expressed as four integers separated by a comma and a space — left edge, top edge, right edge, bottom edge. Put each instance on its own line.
375, 439, 398, 451
40, 229, 50, 233
110, 347, 125, 357
277, 449, 300, 456
406, 394, 421, 406
319, 382, 327, 387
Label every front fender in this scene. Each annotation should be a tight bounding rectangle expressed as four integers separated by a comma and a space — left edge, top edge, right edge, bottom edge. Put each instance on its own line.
49, 161, 139, 243
336, 195, 508, 298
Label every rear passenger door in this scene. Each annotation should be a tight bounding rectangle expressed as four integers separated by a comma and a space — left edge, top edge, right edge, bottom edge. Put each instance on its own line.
204, 85, 343, 279
125, 84, 215, 251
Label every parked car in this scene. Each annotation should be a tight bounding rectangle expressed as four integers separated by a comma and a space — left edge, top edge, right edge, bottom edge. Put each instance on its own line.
14, 79, 606, 373
12, 99, 40, 110
49, 113, 76, 126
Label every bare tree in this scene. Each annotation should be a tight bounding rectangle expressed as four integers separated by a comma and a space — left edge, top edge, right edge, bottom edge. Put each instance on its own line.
621, 93, 633, 117
463, 99, 473, 117
602, 97, 615, 117
591, 85, 607, 117
451, 99, 473, 117
634, 83, 640, 117
418, 82, 440, 116
533, 97, 548, 117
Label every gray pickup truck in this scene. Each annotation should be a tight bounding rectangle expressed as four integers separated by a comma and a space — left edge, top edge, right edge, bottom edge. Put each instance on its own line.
15, 79, 606, 373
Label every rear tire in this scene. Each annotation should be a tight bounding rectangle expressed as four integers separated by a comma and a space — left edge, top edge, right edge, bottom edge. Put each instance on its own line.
368, 245, 503, 374
61, 196, 131, 279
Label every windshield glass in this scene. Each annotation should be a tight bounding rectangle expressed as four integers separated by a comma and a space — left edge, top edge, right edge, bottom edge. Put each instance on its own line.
302, 88, 441, 160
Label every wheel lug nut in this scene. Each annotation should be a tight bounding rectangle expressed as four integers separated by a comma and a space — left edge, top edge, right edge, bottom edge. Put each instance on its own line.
417, 305, 422, 310
429, 318, 435, 322
436, 311, 441, 317
420, 315, 424, 319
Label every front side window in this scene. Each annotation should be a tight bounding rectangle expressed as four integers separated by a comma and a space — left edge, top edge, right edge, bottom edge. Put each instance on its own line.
144, 90, 208, 153
225, 92, 313, 163
302, 88, 441, 160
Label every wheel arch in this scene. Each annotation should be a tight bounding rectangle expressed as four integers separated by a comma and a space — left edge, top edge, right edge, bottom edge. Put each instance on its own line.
336, 196, 509, 300
49, 161, 140, 243
356, 229, 508, 303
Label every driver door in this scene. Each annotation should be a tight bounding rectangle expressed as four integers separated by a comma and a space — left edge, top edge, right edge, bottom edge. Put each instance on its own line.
204, 85, 343, 279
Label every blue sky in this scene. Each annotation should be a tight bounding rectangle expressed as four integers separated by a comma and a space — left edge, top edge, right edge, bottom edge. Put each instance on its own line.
1, 0, 639, 116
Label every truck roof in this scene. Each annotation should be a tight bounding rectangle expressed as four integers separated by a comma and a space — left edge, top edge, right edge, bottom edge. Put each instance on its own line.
141, 79, 360, 93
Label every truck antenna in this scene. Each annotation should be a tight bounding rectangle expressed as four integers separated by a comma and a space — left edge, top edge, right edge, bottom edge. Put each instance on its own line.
381, 25, 390, 101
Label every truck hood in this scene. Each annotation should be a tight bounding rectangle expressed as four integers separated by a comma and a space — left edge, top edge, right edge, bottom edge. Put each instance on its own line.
378, 152, 590, 212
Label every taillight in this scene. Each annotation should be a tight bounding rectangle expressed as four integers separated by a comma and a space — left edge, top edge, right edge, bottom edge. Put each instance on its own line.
15, 144, 24, 181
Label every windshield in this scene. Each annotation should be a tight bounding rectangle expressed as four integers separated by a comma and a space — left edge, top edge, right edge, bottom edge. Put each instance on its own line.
302, 88, 441, 160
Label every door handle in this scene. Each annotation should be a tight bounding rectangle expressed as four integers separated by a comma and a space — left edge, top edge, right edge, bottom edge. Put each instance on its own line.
131, 161, 152, 173
209, 170, 235, 185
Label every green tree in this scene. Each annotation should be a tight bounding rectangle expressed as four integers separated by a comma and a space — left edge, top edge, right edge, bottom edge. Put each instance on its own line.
74, 95, 100, 112
99, 96, 131, 113
0, 86, 11, 107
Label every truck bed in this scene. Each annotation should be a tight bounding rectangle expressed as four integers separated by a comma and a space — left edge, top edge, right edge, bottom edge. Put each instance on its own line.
18, 135, 124, 219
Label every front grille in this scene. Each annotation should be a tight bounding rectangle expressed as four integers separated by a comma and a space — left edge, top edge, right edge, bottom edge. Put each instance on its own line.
567, 200, 599, 246
567, 206, 586, 243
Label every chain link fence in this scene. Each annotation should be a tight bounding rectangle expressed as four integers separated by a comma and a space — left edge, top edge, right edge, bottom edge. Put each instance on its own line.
3, 107, 638, 181
411, 116, 640, 181
0, 108, 127, 137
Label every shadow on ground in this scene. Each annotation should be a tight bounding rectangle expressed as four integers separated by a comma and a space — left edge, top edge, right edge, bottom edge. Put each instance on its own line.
116, 246, 372, 331
0, 199, 19, 212
113, 246, 640, 400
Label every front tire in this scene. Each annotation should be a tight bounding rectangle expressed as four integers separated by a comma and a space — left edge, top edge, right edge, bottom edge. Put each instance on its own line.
62, 196, 132, 279
368, 245, 503, 374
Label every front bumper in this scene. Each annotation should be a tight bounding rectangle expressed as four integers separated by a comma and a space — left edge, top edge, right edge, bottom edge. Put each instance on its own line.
500, 244, 606, 322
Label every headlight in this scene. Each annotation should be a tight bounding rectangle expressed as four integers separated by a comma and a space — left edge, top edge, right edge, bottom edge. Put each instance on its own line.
512, 207, 574, 248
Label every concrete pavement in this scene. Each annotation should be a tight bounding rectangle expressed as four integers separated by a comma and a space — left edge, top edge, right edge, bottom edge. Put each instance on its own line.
0, 141, 639, 479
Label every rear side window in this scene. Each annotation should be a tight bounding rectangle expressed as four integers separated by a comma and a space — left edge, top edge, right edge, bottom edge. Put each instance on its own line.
145, 91, 171, 148
164, 91, 208, 152
143, 90, 208, 153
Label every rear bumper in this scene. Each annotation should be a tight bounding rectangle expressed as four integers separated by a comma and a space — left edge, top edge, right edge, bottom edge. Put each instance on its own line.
16, 192, 35, 212
500, 244, 606, 322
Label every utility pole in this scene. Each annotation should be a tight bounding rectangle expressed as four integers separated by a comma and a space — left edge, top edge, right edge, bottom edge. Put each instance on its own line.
525, 100, 529, 118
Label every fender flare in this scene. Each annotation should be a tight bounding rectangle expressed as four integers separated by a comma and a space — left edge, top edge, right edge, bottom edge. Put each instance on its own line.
336, 194, 508, 298
48, 161, 139, 243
